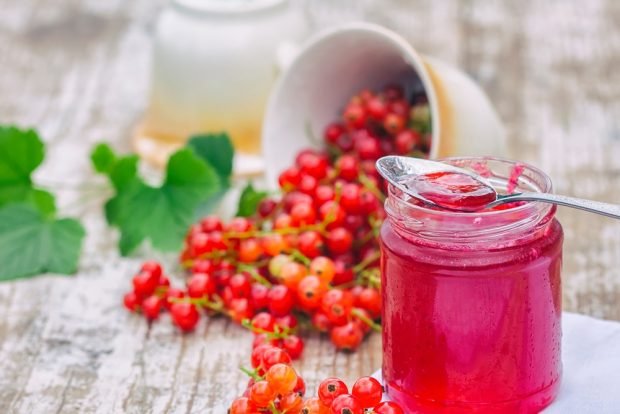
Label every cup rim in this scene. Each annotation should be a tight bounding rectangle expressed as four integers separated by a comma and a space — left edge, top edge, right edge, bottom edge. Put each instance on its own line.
262, 21, 442, 177
173, 0, 286, 15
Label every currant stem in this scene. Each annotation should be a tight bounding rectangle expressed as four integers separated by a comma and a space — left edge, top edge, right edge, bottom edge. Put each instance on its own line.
353, 251, 381, 274
237, 263, 273, 287
352, 308, 382, 332
359, 172, 386, 203
239, 365, 264, 382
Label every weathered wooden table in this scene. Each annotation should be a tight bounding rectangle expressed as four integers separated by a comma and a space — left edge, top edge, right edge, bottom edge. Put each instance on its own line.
1, 0, 619, 412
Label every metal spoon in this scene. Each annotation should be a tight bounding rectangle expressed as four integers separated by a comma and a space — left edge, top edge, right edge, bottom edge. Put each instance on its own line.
376, 156, 620, 219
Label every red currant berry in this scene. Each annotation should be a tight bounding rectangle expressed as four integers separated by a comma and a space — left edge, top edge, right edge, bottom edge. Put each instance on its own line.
310, 256, 336, 284
275, 314, 298, 330
123, 291, 140, 312
132, 271, 158, 297
330, 394, 363, 414
299, 174, 318, 196
238, 238, 263, 263
229, 297, 254, 323
187, 273, 216, 298
324, 123, 345, 145
261, 346, 292, 370
267, 285, 295, 316
383, 113, 406, 135
319, 201, 346, 229
318, 377, 348, 406
331, 321, 364, 351
300, 397, 329, 414
339, 183, 362, 214
280, 261, 307, 290
142, 295, 163, 320
191, 259, 213, 275
229, 273, 252, 298
314, 185, 336, 208
357, 287, 382, 318
351, 376, 383, 408
251, 344, 273, 368
395, 129, 421, 155
336, 133, 354, 152
366, 97, 388, 121
290, 202, 317, 226
170, 302, 200, 332
257, 198, 278, 218
354, 136, 382, 160
294, 375, 306, 396
279, 392, 303, 412
332, 261, 355, 286
297, 275, 328, 310
282, 335, 304, 360
227, 217, 254, 233
335, 154, 359, 181
389, 99, 410, 117
200, 215, 223, 232
321, 289, 354, 326
249, 380, 276, 407
373, 401, 404, 414
251, 312, 276, 333
311, 311, 332, 332
343, 104, 367, 129
266, 363, 298, 395
297, 231, 324, 259
229, 397, 257, 414
140, 261, 162, 279
297, 151, 329, 180
326, 227, 353, 255
279, 166, 302, 190
250, 283, 270, 310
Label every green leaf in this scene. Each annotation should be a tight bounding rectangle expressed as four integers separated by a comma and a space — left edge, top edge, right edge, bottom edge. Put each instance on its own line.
91, 143, 117, 174
187, 133, 234, 184
0, 204, 85, 281
90, 143, 138, 191
236, 182, 268, 217
104, 148, 221, 255
0, 126, 55, 214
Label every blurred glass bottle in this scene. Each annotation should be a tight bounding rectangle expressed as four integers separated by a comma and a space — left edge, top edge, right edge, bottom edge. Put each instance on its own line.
135, 0, 307, 171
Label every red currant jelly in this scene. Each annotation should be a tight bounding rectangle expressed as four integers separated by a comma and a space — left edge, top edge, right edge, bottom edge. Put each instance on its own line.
380, 157, 563, 413
410, 171, 497, 210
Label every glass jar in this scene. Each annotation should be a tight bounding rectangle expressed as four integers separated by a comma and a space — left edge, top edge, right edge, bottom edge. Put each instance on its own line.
380, 157, 563, 413
134, 0, 307, 169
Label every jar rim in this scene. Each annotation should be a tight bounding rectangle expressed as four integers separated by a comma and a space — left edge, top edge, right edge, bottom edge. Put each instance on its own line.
384, 156, 557, 246
173, 0, 286, 15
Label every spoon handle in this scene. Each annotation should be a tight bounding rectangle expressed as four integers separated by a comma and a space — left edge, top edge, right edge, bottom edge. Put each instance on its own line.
496, 193, 620, 219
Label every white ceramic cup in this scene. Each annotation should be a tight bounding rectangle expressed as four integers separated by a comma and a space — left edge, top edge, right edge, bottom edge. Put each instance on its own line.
262, 22, 506, 188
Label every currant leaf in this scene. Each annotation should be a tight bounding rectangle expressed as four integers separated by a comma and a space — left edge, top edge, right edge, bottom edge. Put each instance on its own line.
0, 204, 85, 281
0, 126, 56, 215
99, 147, 221, 255
237, 182, 269, 217
187, 133, 234, 185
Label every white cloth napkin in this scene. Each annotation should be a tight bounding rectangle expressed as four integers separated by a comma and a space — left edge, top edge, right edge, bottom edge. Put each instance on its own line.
373, 312, 620, 413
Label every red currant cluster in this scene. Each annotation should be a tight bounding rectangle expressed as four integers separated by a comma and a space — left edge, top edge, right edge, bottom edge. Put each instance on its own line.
123, 244, 381, 353
231, 343, 404, 414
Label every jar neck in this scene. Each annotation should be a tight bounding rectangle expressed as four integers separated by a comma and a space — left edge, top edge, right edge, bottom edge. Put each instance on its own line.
384, 157, 557, 250
172, 0, 287, 16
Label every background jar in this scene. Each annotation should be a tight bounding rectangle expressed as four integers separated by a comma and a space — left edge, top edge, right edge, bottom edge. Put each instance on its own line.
380, 157, 563, 413
134, 0, 307, 171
